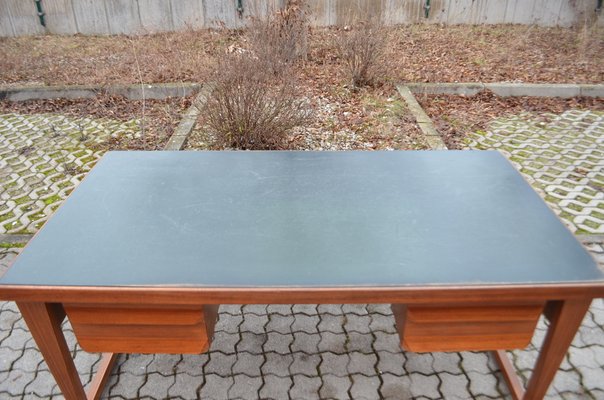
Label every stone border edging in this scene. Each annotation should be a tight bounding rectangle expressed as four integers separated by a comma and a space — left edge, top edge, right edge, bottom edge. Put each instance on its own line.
405, 82, 604, 98
396, 85, 447, 150
164, 83, 215, 151
0, 83, 201, 101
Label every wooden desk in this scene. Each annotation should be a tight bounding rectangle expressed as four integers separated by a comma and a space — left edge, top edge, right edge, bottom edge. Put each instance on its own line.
0, 151, 602, 400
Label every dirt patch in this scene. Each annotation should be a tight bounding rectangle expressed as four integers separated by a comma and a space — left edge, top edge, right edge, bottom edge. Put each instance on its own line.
0, 24, 602, 86
417, 91, 604, 149
0, 96, 191, 150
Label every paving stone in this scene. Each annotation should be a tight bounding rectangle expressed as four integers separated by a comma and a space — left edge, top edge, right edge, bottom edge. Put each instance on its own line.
228, 374, 263, 399
237, 332, 267, 354
2, 327, 32, 351
580, 366, 604, 392
292, 305, 318, 315
110, 372, 146, 398
220, 305, 243, 315
146, 354, 182, 376
23, 369, 59, 398
204, 352, 237, 376
466, 370, 500, 398
290, 314, 320, 334
320, 352, 349, 377
342, 304, 368, 315
0, 113, 141, 234
179, 354, 209, 376
347, 352, 377, 376
211, 330, 239, 354
367, 304, 393, 315
380, 373, 412, 399
369, 314, 397, 333
405, 352, 435, 375
232, 352, 264, 376
320, 374, 351, 399
467, 110, 604, 234
262, 352, 293, 377
377, 351, 406, 376
433, 352, 463, 374
0, 345, 25, 372
461, 351, 491, 373
373, 331, 401, 353
266, 304, 292, 315
350, 374, 381, 399
290, 332, 320, 354
318, 331, 347, 353
346, 332, 374, 353
344, 314, 372, 334
263, 332, 294, 354
409, 372, 441, 399
318, 314, 345, 333
290, 352, 320, 376
259, 374, 292, 400
214, 313, 243, 333
138, 371, 175, 398
240, 313, 268, 334
568, 345, 598, 368
289, 374, 321, 400
243, 304, 267, 315
552, 369, 584, 394
317, 304, 343, 315
439, 372, 472, 399
11, 347, 43, 372
199, 373, 234, 399
265, 314, 294, 334
168, 372, 203, 399
119, 354, 155, 376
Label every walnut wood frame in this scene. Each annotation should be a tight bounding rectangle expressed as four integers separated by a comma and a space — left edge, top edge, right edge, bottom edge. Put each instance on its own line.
3, 283, 603, 400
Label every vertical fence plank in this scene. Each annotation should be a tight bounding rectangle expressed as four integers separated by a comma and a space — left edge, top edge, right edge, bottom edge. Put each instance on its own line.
0, 1, 16, 36
306, 0, 331, 26
204, 0, 238, 28
72, 0, 110, 34
138, 0, 173, 33
44, 0, 78, 34
171, 0, 205, 30
105, 0, 141, 34
4, 0, 45, 36
481, 0, 508, 24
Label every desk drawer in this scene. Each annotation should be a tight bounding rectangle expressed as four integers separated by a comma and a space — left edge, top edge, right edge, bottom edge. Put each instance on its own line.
392, 303, 543, 352
64, 304, 218, 354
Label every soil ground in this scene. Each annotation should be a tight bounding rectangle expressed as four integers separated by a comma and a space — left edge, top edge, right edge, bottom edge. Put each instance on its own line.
1, 25, 602, 86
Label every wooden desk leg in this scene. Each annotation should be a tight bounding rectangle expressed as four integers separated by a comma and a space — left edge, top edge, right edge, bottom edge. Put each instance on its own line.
17, 302, 87, 400
523, 299, 591, 400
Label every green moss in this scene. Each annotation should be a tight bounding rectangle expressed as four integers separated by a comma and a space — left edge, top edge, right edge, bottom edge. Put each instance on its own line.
43, 194, 62, 205
0, 242, 26, 248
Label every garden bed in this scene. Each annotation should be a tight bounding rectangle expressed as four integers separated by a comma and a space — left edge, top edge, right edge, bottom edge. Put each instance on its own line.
0, 25, 602, 86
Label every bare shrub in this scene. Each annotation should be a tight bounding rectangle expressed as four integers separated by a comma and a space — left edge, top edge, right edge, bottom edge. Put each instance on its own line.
337, 20, 387, 88
247, 0, 308, 75
203, 55, 309, 150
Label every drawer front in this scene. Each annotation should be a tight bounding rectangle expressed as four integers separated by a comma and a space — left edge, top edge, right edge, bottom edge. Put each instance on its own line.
392, 303, 544, 352
64, 304, 218, 354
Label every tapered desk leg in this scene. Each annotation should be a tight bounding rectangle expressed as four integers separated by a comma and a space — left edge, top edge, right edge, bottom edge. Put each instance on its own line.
523, 299, 591, 399
17, 302, 87, 400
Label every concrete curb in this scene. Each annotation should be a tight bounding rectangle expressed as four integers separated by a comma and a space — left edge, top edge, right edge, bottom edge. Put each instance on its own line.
164, 83, 215, 151
0, 83, 201, 101
405, 83, 604, 98
396, 85, 447, 150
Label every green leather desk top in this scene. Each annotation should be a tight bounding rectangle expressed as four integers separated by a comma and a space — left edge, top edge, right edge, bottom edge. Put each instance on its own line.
1, 150, 601, 287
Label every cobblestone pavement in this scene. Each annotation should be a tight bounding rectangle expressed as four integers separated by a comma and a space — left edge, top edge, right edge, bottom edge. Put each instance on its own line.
467, 109, 604, 235
1, 244, 603, 400
0, 113, 139, 234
